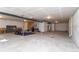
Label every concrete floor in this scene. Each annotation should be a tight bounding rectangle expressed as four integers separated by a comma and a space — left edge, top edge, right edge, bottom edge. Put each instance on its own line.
0, 32, 79, 52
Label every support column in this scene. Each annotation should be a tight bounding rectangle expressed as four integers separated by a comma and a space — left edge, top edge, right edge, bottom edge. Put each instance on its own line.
54, 23, 56, 32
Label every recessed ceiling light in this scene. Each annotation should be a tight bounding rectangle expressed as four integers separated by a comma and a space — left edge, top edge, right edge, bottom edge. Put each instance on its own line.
46, 16, 51, 19
0, 16, 3, 18
24, 20, 27, 22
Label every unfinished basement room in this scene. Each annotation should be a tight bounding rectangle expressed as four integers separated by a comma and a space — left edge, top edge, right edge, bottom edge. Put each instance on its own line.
0, 7, 79, 52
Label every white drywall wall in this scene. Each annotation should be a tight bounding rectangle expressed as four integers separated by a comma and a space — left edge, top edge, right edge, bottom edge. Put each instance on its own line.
0, 19, 23, 28
38, 22, 48, 32
38, 22, 68, 32
55, 23, 68, 31
70, 8, 79, 47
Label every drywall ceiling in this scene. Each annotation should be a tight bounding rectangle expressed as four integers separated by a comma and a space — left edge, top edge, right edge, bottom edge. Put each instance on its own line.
0, 7, 77, 23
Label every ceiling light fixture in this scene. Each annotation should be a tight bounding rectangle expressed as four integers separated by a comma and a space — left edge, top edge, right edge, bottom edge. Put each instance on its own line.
0, 16, 3, 18
46, 16, 51, 19
24, 20, 27, 22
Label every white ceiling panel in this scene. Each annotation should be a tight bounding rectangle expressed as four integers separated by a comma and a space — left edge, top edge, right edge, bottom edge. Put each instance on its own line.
0, 7, 77, 22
